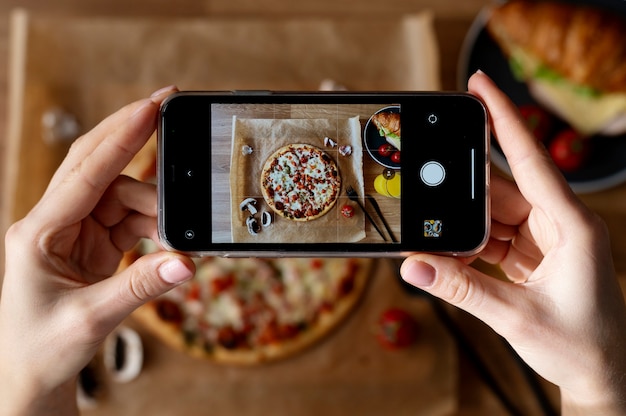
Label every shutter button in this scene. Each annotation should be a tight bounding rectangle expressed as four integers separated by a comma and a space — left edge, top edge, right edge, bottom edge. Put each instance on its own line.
420, 161, 446, 187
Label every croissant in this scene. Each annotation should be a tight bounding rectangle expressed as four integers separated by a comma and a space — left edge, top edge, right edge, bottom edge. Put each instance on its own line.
488, 0, 626, 93
487, 0, 626, 135
372, 112, 401, 150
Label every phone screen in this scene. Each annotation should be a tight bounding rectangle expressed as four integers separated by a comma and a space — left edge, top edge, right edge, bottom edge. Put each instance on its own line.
159, 92, 489, 257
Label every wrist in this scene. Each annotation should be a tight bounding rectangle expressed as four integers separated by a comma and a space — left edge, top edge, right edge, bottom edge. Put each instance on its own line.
0, 360, 78, 416
0, 378, 78, 416
560, 375, 626, 416
561, 393, 626, 416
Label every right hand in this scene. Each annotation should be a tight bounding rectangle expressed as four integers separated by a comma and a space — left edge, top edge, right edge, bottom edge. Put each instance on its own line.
401, 71, 626, 415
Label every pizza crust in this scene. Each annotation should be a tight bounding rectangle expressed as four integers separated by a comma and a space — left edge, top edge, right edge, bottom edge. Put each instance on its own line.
131, 257, 372, 365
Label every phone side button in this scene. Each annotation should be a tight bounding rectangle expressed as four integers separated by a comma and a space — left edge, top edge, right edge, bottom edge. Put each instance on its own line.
231, 90, 272, 95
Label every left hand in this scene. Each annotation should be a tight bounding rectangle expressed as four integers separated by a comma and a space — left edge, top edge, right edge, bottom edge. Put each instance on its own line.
0, 86, 196, 414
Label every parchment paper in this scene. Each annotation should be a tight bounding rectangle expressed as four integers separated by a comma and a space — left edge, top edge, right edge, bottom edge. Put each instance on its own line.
229, 116, 365, 243
4, 10, 440, 228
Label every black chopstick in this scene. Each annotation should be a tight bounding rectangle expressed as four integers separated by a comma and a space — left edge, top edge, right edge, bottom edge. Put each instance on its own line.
346, 186, 387, 242
353, 197, 387, 242
365, 194, 397, 242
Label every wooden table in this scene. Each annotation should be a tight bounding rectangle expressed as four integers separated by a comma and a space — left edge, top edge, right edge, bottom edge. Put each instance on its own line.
1, 1, 625, 415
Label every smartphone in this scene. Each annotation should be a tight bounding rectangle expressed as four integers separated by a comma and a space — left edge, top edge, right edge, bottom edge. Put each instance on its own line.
158, 91, 489, 258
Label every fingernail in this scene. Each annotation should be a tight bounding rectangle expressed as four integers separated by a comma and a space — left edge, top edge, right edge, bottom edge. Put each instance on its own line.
401, 260, 436, 287
158, 258, 193, 285
130, 99, 153, 119
150, 85, 178, 102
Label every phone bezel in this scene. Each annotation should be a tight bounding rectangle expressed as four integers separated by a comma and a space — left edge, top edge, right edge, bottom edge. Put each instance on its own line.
157, 91, 490, 258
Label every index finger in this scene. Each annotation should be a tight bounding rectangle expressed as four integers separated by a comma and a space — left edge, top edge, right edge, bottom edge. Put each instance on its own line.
468, 71, 576, 210
30, 87, 176, 227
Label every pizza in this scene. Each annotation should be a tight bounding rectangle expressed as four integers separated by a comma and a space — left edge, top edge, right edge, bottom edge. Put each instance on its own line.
260, 144, 341, 221
120, 138, 371, 365
130, 246, 371, 364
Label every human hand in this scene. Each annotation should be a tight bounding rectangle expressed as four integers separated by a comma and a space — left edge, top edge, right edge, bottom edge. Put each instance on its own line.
0, 86, 196, 415
401, 71, 626, 415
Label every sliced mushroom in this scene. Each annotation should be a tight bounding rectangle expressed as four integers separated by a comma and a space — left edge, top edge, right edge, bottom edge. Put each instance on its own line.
76, 363, 100, 410
239, 198, 258, 215
261, 211, 272, 227
339, 145, 352, 156
241, 145, 254, 155
246, 215, 261, 235
324, 136, 337, 148
103, 326, 143, 383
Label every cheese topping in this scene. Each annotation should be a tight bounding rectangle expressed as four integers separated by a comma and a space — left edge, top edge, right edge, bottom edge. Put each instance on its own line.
263, 144, 340, 220
511, 47, 626, 136
157, 256, 356, 349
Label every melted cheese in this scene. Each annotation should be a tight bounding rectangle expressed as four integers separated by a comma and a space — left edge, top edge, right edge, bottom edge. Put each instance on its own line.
528, 80, 626, 136
267, 146, 338, 215
147, 252, 356, 349
205, 294, 244, 330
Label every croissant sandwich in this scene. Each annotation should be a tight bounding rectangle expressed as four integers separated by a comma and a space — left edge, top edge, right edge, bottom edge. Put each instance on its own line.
487, 0, 626, 136
372, 111, 401, 150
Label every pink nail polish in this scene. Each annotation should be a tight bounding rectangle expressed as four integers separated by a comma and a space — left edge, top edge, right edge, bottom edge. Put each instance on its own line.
158, 258, 193, 285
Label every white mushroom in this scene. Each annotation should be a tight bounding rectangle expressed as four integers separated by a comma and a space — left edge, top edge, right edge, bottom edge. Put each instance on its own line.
240, 198, 258, 215
76, 364, 99, 410
339, 145, 352, 156
318, 79, 347, 91
42, 107, 80, 145
241, 145, 254, 155
261, 211, 272, 227
324, 136, 337, 148
103, 326, 143, 383
246, 215, 261, 235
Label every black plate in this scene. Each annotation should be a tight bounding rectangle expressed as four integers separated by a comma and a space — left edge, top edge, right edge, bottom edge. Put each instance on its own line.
458, 4, 626, 193
364, 105, 401, 170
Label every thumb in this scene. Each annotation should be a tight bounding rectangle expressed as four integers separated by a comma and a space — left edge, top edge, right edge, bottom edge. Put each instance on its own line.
400, 254, 520, 332
85, 252, 195, 330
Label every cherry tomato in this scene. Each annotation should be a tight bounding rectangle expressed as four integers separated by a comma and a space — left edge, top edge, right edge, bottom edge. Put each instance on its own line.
519, 104, 552, 142
340, 204, 355, 218
378, 144, 394, 157
548, 129, 590, 172
390, 151, 401, 164
375, 308, 418, 350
